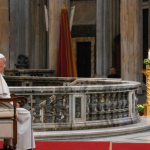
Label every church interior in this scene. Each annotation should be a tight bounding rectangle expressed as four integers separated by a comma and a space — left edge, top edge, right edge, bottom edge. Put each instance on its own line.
0, 0, 150, 150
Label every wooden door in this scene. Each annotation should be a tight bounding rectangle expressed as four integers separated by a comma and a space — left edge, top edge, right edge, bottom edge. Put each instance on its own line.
77, 42, 91, 77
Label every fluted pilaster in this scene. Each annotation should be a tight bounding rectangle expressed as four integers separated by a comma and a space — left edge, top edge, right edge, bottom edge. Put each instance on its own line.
96, 0, 110, 77
48, 0, 63, 70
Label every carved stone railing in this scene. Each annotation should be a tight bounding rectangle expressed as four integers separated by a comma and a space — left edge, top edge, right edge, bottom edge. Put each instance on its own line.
9, 78, 141, 131
86, 92, 129, 121
4, 69, 55, 77
4, 76, 76, 86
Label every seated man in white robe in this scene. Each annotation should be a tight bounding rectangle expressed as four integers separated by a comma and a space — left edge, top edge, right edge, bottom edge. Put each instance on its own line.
0, 53, 35, 150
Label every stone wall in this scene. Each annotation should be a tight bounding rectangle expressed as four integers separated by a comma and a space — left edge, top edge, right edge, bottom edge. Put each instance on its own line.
0, 0, 9, 67
70, 0, 96, 25
9, 0, 47, 69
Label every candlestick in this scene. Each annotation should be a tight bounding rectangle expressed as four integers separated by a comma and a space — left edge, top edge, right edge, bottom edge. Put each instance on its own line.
142, 69, 150, 116
148, 49, 150, 60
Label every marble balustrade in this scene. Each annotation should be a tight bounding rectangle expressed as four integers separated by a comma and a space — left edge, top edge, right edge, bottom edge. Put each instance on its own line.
9, 78, 141, 131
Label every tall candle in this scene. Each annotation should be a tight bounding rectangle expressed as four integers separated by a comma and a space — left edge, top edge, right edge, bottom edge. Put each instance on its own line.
148, 49, 150, 60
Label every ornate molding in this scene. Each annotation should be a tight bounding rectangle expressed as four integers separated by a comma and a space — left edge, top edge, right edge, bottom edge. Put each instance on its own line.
72, 37, 95, 77
143, 1, 148, 9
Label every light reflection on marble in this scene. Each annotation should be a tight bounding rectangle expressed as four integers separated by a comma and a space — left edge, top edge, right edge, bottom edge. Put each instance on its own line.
9, 78, 141, 93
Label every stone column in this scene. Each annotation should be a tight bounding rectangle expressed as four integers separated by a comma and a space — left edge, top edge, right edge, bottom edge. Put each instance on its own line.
0, 0, 9, 68
109, 0, 120, 67
66, 0, 70, 18
48, 0, 70, 71
96, 0, 110, 77
120, 0, 143, 82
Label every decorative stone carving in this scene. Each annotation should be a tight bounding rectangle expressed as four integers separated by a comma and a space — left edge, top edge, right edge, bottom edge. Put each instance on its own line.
34, 96, 42, 123
97, 94, 105, 112
75, 97, 81, 118
117, 93, 122, 109
122, 92, 128, 109
111, 93, 118, 119
105, 93, 112, 119
105, 93, 111, 111
97, 94, 106, 120
15, 55, 29, 69
44, 96, 53, 123
10, 78, 141, 131
111, 93, 117, 110
55, 95, 63, 122
55, 95, 66, 123
86, 94, 90, 121
62, 95, 69, 122
89, 94, 98, 120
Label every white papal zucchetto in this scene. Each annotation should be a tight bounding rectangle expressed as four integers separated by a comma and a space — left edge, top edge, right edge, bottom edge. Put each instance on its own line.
0, 53, 4, 59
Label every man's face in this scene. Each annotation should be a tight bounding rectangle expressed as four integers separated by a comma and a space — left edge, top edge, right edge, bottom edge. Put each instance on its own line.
0, 57, 6, 73
110, 68, 115, 75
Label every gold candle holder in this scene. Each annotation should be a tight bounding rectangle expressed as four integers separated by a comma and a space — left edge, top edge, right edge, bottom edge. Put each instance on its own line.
146, 65, 150, 70
142, 69, 150, 116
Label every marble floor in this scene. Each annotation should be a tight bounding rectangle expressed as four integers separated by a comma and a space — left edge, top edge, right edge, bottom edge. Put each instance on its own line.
74, 117, 150, 143
76, 130, 150, 143
36, 131, 150, 143
35, 116, 150, 143
86, 130, 150, 143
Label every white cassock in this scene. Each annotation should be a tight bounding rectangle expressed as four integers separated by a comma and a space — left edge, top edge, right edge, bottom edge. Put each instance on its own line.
0, 74, 35, 150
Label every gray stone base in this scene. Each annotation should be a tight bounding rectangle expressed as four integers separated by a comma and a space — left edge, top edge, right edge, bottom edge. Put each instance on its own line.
33, 114, 140, 131
34, 116, 150, 140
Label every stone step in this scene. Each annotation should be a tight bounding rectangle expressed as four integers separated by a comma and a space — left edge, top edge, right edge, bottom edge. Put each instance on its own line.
34, 116, 150, 141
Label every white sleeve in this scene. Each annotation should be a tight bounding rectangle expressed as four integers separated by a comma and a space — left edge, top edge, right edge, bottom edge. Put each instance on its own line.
4, 94, 13, 105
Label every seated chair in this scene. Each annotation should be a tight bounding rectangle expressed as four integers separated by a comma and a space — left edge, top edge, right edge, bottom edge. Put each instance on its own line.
0, 94, 27, 150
